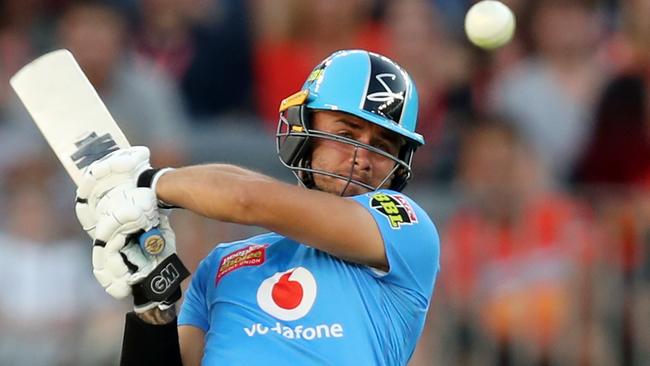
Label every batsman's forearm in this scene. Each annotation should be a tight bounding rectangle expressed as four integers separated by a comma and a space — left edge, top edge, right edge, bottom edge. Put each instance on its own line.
155, 164, 388, 269
155, 165, 276, 224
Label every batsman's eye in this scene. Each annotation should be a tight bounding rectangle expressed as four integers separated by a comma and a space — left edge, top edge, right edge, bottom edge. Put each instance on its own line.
372, 141, 390, 152
336, 130, 354, 139
371, 139, 398, 156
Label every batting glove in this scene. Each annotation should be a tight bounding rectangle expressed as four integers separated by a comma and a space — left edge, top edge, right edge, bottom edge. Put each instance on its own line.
75, 146, 153, 239
92, 188, 189, 312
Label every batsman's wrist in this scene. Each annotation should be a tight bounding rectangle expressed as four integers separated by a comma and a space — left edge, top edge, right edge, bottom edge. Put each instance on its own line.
133, 306, 177, 325
138, 167, 178, 208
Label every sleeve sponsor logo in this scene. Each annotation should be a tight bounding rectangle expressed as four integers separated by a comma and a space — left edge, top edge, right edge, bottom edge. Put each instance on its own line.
369, 192, 418, 229
216, 244, 267, 284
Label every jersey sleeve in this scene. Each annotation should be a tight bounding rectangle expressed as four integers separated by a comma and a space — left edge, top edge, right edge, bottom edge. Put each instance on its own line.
350, 190, 440, 299
178, 256, 211, 332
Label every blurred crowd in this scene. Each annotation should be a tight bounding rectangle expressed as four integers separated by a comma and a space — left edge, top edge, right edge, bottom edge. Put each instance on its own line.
0, 0, 648, 365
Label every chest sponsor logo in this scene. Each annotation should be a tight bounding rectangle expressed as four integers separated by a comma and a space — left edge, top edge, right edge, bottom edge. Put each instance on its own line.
256, 267, 316, 321
243, 322, 344, 341
215, 244, 267, 284
369, 192, 418, 229
245, 267, 345, 340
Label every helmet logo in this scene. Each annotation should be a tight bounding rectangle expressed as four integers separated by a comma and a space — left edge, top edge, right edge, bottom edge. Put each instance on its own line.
363, 54, 408, 125
366, 73, 405, 103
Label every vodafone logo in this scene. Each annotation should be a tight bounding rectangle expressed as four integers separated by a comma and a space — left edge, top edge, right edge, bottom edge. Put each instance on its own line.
256, 267, 317, 321
247, 268, 343, 340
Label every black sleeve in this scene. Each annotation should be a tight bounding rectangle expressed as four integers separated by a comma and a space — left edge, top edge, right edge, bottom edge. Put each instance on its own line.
120, 312, 184, 366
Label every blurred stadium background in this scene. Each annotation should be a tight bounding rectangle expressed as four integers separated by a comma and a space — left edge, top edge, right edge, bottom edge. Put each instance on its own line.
0, 0, 648, 365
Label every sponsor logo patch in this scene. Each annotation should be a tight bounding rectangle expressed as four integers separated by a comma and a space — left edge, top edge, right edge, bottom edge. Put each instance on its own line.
256, 267, 317, 321
216, 244, 267, 284
369, 192, 418, 229
143, 234, 165, 255
243, 322, 344, 340
151, 263, 181, 294
244, 267, 342, 340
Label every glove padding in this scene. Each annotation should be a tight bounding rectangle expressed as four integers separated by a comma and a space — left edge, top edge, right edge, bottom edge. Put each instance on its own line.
92, 188, 188, 312
76, 146, 152, 239
74, 145, 187, 311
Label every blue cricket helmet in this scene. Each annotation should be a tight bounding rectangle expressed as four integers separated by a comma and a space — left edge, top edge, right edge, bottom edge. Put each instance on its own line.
277, 50, 424, 193
302, 50, 423, 146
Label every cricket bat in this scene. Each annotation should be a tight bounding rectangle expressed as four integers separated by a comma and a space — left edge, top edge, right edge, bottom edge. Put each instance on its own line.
10, 49, 164, 255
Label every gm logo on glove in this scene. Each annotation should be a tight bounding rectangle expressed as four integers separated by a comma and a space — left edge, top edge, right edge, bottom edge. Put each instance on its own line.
151, 262, 180, 294
141, 254, 190, 301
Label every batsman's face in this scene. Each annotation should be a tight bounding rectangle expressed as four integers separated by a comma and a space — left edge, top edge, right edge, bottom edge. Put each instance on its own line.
310, 111, 401, 196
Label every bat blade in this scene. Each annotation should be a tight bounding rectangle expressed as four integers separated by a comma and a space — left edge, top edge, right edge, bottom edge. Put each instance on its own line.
10, 49, 165, 254
9, 49, 130, 186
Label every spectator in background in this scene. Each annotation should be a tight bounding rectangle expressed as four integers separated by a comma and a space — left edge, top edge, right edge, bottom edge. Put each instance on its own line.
383, 0, 474, 180
56, 1, 188, 166
133, 0, 283, 175
573, 74, 650, 189
0, 0, 51, 126
133, 0, 254, 121
574, 0, 650, 189
465, 0, 531, 110
252, 0, 389, 128
489, 0, 607, 185
573, 3, 650, 361
438, 117, 598, 365
428, 0, 471, 37
0, 150, 124, 366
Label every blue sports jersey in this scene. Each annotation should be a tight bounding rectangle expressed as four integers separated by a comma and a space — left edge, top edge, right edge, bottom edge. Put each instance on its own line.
178, 189, 440, 365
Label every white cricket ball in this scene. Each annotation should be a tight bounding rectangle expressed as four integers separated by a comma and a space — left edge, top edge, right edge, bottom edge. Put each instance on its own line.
465, 1, 516, 50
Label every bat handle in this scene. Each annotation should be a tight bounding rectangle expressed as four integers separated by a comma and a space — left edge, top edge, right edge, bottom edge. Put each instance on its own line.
139, 228, 166, 255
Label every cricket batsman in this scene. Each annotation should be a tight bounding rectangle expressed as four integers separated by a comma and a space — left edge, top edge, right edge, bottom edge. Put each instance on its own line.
76, 49, 440, 365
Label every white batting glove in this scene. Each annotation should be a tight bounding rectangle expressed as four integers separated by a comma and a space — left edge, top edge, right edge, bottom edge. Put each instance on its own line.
76, 146, 152, 239
91, 187, 160, 298
92, 189, 188, 312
